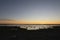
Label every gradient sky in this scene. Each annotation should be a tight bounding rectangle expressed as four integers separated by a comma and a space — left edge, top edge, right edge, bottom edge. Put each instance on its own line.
0, 0, 60, 24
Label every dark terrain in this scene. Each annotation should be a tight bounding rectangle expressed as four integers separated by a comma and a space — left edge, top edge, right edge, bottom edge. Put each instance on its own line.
0, 25, 60, 40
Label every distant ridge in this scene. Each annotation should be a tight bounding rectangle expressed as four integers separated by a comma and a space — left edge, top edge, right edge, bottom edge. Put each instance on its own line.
0, 23, 60, 25
0, 24, 60, 30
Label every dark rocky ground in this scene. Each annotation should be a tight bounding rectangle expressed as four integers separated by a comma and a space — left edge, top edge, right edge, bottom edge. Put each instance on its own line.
0, 26, 60, 40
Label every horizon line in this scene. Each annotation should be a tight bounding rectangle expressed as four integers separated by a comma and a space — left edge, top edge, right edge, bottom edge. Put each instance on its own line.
0, 24, 60, 25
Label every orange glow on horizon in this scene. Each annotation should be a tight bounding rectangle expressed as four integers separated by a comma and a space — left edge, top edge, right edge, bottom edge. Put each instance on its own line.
0, 20, 60, 24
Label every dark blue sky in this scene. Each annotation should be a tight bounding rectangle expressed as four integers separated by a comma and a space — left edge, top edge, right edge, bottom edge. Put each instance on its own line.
0, 0, 60, 24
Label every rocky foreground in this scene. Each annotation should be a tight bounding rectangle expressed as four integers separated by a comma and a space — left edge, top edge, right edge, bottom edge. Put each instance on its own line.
0, 25, 60, 40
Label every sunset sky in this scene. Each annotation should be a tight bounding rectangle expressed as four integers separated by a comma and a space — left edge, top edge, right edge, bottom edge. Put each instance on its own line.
0, 0, 60, 24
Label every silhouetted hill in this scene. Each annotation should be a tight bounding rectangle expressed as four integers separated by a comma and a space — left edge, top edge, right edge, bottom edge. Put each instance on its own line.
0, 26, 60, 40
0, 26, 17, 40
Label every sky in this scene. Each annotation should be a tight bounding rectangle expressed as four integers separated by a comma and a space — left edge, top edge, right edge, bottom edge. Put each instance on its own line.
0, 0, 60, 24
